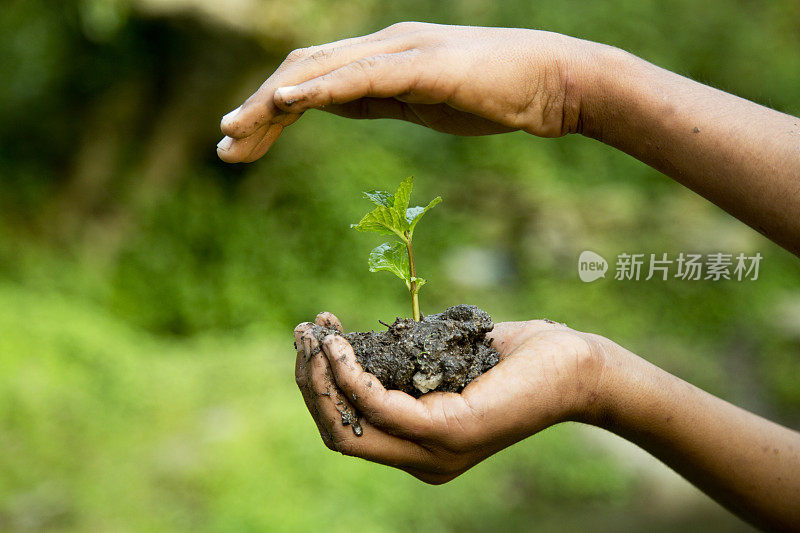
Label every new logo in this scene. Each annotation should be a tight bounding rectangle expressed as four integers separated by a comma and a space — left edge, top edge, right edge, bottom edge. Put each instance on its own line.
578, 250, 608, 282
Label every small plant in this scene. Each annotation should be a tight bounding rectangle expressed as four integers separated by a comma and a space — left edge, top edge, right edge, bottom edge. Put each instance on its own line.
351, 176, 441, 321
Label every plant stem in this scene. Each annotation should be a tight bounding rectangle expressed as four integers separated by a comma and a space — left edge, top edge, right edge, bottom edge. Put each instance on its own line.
405, 232, 420, 321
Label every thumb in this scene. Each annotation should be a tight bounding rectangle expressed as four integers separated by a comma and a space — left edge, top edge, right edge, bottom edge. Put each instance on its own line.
272, 51, 429, 114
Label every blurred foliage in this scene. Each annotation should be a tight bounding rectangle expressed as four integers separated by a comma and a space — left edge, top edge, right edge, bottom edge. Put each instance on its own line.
1, 0, 798, 530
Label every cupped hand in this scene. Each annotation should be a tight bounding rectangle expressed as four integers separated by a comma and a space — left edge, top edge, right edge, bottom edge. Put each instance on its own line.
293, 312, 617, 484
219, 22, 599, 163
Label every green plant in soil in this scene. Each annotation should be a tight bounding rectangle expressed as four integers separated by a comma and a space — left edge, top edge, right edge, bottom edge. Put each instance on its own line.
351, 176, 441, 321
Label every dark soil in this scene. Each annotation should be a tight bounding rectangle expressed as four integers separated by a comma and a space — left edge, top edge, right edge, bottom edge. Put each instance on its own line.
311, 304, 500, 398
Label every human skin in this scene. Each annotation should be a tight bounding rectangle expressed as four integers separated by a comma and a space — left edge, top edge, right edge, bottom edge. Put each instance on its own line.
217, 22, 800, 255
295, 313, 800, 532
217, 22, 800, 530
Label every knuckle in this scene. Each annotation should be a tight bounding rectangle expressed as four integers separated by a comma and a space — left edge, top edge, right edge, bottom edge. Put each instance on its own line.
351, 56, 379, 72
294, 322, 313, 336
321, 333, 337, 346
580, 335, 614, 371
317, 311, 338, 326
301, 330, 319, 347
286, 47, 311, 62
387, 21, 420, 33
308, 47, 334, 64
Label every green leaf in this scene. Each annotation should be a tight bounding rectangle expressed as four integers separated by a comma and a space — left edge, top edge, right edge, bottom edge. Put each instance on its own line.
406, 196, 442, 236
351, 205, 407, 237
393, 176, 414, 213
368, 242, 410, 284
410, 276, 427, 292
363, 190, 394, 207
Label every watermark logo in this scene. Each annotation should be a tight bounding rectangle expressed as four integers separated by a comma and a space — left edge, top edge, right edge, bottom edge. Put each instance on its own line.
578, 251, 762, 282
578, 250, 608, 282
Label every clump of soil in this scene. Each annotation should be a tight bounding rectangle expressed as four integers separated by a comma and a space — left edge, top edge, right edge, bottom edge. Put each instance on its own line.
311, 304, 500, 398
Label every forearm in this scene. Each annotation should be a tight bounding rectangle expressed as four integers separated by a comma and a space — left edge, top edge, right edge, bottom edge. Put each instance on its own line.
595, 347, 800, 531
575, 45, 800, 255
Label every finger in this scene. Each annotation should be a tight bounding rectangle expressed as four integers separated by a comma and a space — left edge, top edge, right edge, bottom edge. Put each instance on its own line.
242, 114, 300, 163
273, 51, 437, 115
294, 323, 336, 449
296, 349, 338, 450
219, 114, 300, 163
321, 98, 426, 126
216, 122, 274, 163
459, 339, 571, 439
300, 324, 459, 478
220, 32, 413, 140
239, 123, 285, 163
306, 337, 437, 469
302, 329, 363, 437
320, 335, 438, 441
315, 311, 343, 333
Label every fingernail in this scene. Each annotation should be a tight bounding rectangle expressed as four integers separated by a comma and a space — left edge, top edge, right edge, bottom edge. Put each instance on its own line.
222, 106, 242, 123
217, 136, 233, 152
275, 86, 300, 105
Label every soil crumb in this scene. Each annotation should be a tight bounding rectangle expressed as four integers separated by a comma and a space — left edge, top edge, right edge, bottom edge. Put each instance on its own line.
311, 304, 499, 398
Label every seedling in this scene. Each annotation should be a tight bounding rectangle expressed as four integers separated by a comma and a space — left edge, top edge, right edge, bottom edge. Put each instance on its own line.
351, 176, 441, 321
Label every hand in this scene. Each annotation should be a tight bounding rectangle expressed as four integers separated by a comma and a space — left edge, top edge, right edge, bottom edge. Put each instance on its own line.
218, 22, 601, 163
293, 312, 617, 484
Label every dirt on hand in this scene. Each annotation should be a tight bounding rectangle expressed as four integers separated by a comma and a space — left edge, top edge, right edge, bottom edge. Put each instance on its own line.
311, 304, 500, 398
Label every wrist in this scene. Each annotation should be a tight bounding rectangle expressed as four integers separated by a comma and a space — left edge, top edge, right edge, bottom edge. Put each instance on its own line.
582, 342, 671, 438
567, 42, 644, 140
568, 336, 637, 428
518, 31, 624, 137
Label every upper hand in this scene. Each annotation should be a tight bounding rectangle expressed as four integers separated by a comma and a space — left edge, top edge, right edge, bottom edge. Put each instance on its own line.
218, 22, 599, 163
293, 312, 617, 484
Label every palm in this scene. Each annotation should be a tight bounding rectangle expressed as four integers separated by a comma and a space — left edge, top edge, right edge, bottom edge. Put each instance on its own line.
294, 314, 606, 485
324, 98, 516, 136
415, 322, 597, 450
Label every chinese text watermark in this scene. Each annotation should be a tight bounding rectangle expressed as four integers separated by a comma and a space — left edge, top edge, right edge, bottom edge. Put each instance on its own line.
578, 251, 762, 282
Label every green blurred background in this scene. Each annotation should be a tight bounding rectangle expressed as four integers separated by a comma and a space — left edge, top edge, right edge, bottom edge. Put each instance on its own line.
1, 0, 799, 530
